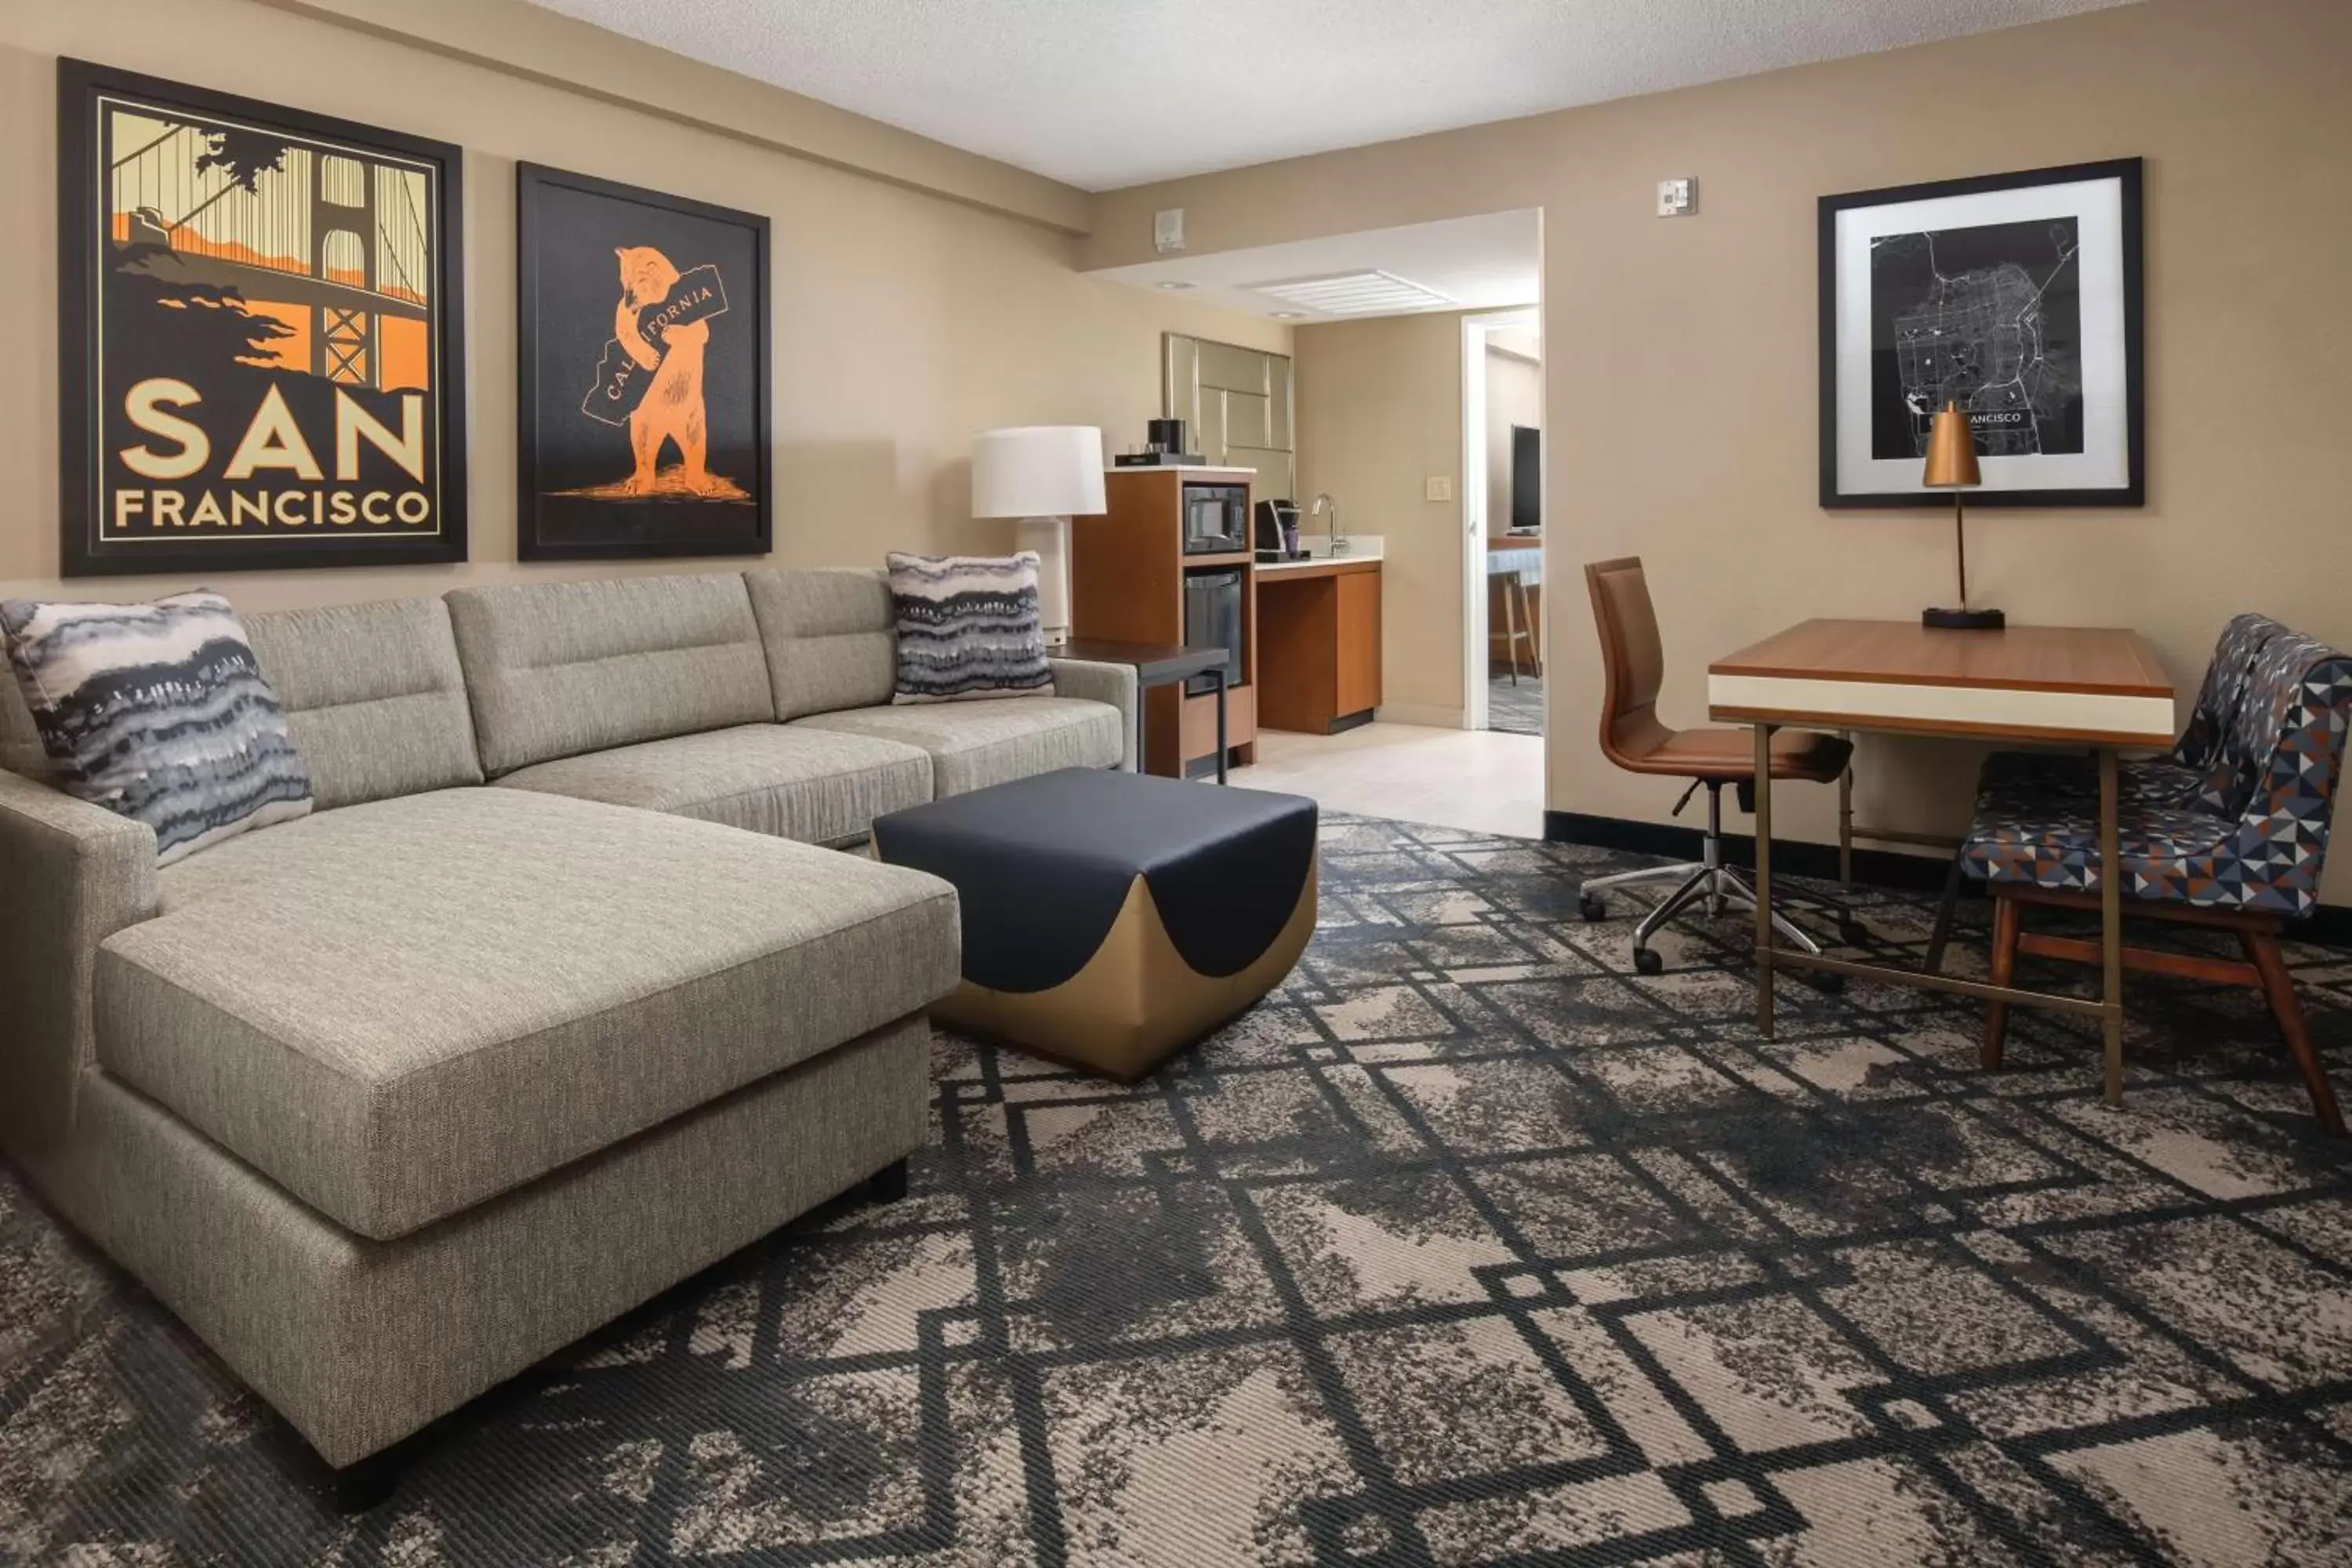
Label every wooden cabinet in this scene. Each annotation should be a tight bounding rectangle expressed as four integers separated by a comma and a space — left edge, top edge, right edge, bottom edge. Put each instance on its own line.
1255, 560, 1383, 735
1070, 467, 1260, 776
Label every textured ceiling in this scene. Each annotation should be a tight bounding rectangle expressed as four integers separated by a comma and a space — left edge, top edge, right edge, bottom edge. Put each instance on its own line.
524, 0, 2137, 191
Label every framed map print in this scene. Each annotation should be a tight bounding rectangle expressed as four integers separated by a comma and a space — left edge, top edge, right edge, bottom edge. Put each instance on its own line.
57, 60, 466, 576
1819, 158, 2143, 509
515, 164, 771, 561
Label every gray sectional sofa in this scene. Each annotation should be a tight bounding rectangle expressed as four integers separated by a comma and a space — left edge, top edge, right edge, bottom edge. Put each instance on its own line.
0, 567, 1134, 1476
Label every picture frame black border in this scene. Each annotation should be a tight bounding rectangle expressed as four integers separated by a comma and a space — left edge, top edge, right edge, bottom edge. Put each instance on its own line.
514, 162, 774, 562
1817, 156, 2143, 510
56, 57, 469, 577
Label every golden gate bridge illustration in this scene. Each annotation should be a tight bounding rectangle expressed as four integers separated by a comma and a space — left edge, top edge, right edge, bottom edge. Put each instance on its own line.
107, 104, 432, 390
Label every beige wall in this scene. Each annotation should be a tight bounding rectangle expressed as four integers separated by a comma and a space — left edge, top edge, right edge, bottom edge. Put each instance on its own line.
0, 0, 1283, 614
1087, 0, 2352, 903
1485, 345, 1541, 535
1290, 317, 1545, 724
1293, 311, 1471, 724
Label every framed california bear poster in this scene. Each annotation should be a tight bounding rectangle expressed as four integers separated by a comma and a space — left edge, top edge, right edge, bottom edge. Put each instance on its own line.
56, 59, 467, 576
515, 164, 772, 561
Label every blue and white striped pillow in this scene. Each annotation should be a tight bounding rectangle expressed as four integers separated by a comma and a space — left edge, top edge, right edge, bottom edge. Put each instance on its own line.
887, 553, 1055, 705
1, 591, 312, 866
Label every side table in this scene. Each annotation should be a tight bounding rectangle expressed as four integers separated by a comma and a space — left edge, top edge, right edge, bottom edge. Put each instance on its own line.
1056, 639, 1232, 783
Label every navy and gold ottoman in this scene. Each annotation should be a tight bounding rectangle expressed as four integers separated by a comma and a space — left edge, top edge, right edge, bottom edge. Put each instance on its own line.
871, 768, 1318, 1078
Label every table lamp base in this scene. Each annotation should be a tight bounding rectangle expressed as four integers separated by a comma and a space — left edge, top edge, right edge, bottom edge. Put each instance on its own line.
1923, 606, 2006, 631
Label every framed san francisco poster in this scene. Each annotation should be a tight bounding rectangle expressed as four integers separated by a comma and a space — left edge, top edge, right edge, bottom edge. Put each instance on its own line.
515, 162, 771, 561
1818, 158, 2143, 509
56, 60, 467, 576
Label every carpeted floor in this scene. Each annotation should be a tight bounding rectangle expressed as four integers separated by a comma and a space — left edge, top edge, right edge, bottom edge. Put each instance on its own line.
1487, 673, 1544, 737
5, 815, 2351, 1566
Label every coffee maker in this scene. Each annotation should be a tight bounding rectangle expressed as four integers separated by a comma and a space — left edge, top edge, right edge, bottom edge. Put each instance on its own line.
1112, 418, 1203, 467
1254, 499, 1303, 561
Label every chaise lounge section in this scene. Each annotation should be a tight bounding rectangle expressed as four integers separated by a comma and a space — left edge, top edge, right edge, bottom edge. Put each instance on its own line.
0, 566, 1136, 1478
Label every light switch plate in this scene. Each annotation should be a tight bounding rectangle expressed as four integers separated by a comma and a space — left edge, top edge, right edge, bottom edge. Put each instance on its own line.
1657, 178, 1697, 217
1425, 476, 1454, 502
1153, 208, 1185, 253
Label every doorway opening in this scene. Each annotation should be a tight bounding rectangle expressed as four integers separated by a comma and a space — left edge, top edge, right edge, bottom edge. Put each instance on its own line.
1461, 307, 1544, 737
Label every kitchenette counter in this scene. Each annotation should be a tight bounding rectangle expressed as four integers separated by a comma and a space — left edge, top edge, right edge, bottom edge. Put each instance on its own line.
1254, 557, 1381, 583
1255, 538, 1383, 735
1254, 535, 1385, 575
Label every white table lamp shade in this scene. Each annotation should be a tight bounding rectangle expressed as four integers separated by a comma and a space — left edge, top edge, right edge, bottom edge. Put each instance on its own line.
970, 426, 1101, 647
971, 426, 1105, 518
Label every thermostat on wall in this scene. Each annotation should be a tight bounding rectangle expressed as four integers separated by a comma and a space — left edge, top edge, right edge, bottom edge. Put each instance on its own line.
1154, 208, 1185, 253
1657, 178, 1697, 217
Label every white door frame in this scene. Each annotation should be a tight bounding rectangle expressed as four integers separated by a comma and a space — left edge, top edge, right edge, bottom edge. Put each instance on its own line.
1460, 307, 1541, 733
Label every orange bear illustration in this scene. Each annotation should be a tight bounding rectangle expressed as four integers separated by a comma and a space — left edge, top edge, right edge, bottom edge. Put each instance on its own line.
613, 245, 724, 496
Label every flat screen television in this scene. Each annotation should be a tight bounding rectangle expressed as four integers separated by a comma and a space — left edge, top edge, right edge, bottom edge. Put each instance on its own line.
1510, 425, 1541, 533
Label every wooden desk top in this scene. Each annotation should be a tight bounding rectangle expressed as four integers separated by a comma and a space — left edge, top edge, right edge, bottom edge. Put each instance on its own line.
1487, 532, 1542, 552
1708, 619, 2176, 747
1713, 619, 2171, 695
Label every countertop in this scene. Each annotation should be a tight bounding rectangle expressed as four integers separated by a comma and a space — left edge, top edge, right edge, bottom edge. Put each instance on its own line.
1256, 535, 1385, 574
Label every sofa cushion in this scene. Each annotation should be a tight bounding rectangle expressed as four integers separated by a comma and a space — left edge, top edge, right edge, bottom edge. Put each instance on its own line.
101, 788, 959, 1240
884, 552, 1054, 705
492, 723, 931, 846
790, 698, 1122, 797
743, 568, 896, 720
245, 597, 483, 811
445, 573, 775, 777
1, 591, 312, 866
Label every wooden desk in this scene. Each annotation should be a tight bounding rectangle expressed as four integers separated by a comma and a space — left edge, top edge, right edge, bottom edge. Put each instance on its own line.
1709, 619, 2176, 1102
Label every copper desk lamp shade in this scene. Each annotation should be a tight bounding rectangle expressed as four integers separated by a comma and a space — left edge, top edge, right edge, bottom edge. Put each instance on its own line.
1921, 401, 2003, 631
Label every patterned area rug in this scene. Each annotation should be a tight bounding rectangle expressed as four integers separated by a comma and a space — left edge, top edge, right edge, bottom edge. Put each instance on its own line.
5, 815, 2351, 1566
1487, 674, 1544, 737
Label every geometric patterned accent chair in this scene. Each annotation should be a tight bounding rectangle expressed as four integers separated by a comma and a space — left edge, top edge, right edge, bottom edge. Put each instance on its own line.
1964, 615, 2352, 1136
1976, 611, 2281, 812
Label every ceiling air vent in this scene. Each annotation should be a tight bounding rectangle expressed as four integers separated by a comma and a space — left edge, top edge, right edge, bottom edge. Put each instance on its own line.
1245, 270, 1457, 318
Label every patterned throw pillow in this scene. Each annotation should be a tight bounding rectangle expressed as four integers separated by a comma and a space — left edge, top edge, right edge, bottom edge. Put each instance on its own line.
887, 552, 1055, 705
0, 591, 313, 866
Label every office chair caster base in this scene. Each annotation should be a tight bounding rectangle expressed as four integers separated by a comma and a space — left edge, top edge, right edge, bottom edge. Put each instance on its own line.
1579, 895, 1608, 922
1632, 946, 1664, 977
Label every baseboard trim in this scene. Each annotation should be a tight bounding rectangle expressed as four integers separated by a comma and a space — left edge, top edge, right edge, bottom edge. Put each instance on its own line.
1374, 703, 1466, 730
1543, 810, 1951, 893
1542, 810, 2352, 948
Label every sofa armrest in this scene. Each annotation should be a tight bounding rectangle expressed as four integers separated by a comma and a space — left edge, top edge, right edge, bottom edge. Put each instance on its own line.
1047, 657, 1139, 771
0, 770, 158, 1171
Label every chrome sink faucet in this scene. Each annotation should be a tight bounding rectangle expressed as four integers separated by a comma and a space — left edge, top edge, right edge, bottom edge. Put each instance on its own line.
1310, 492, 1348, 555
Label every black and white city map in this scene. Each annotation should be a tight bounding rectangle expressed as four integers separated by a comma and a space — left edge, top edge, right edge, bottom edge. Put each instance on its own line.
1868, 216, 2084, 460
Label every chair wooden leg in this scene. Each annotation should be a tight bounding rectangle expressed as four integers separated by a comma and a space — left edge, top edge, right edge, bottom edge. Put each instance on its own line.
1504, 579, 1523, 685
1983, 893, 2021, 1070
1516, 578, 1542, 677
2241, 930, 2347, 1138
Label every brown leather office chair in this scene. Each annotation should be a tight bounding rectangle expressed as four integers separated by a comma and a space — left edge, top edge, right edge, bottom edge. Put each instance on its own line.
1581, 557, 1855, 975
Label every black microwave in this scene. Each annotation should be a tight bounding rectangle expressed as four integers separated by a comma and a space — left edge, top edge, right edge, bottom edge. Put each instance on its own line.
1181, 483, 1248, 555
